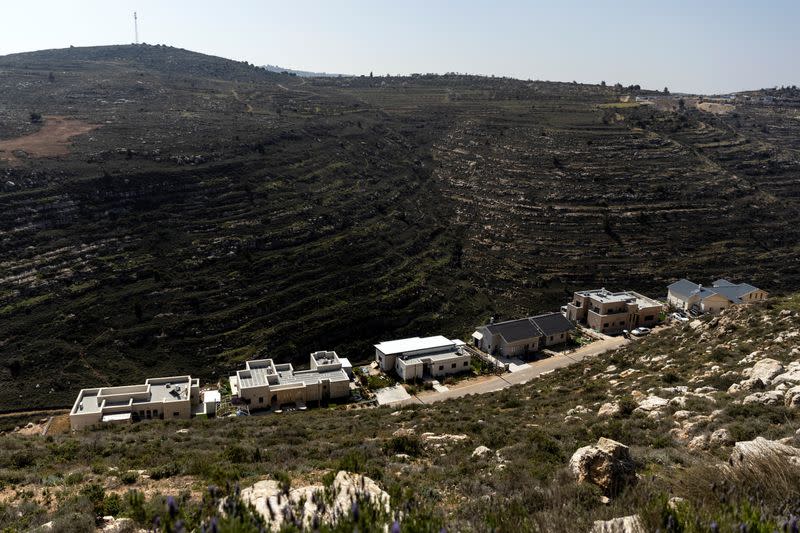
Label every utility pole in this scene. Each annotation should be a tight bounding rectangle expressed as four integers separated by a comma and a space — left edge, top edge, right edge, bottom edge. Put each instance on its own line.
134, 12, 139, 44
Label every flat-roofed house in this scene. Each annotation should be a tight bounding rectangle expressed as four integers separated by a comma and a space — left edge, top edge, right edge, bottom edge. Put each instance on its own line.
471, 312, 575, 357
374, 336, 470, 381
230, 350, 351, 410
70, 376, 201, 431
566, 288, 663, 335
667, 278, 767, 315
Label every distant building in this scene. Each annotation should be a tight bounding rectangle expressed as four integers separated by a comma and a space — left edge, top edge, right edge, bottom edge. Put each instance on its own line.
70, 376, 206, 431
374, 336, 470, 381
471, 312, 575, 357
566, 288, 663, 335
667, 279, 767, 315
230, 351, 351, 409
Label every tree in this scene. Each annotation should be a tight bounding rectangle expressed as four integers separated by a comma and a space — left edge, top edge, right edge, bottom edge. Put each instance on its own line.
29, 112, 42, 123
600, 80, 606, 87
48, 72, 55, 82
663, 86, 670, 95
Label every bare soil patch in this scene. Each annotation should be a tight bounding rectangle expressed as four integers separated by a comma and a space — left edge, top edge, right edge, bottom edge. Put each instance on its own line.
0, 115, 97, 164
696, 101, 735, 115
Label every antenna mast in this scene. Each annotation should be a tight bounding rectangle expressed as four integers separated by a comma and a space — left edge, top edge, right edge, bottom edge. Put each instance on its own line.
134, 12, 139, 44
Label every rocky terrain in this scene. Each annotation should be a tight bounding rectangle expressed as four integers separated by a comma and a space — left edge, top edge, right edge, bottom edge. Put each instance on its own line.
0, 45, 799, 412
2, 295, 800, 531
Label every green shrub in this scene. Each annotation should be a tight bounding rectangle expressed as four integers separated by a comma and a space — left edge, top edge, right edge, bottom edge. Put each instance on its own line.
120, 470, 138, 484
383, 435, 423, 456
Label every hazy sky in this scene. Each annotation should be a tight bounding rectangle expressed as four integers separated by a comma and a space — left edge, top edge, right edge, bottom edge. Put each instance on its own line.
2, 0, 797, 94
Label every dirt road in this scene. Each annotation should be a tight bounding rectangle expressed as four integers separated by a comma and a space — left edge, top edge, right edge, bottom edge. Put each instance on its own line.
414, 335, 630, 404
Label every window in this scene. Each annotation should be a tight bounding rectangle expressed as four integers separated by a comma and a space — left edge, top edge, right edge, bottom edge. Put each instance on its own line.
644, 315, 653, 321
451, 363, 457, 369
153, 410, 158, 416
604, 323, 609, 328
173, 411, 180, 417
560, 333, 564, 338
259, 397, 263, 404
439, 365, 444, 371
548, 336, 553, 341
463, 361, 469, 367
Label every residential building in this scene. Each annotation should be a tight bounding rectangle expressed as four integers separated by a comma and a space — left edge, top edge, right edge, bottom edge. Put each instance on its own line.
230, 351, 351, 409
566, 288, 663, 335
471, 312, 575, 357
70, 375, 204, 431
667, 278, 767, 315
374, 336, 470, 381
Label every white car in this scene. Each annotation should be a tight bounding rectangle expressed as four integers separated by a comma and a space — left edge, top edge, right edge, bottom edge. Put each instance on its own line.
631, 327, 651, 336
670, 313, 689, 323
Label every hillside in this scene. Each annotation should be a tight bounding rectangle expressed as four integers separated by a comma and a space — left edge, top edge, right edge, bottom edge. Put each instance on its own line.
2, 296, 800, 531
0, 45, 799, 410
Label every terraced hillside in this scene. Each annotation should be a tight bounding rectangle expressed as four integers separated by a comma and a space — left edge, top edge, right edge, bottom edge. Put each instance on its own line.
0, 45, 799, 410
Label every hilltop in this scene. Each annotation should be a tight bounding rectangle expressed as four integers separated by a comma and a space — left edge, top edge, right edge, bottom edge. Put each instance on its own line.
0, 45, 799, 410
2, 295, 800, 531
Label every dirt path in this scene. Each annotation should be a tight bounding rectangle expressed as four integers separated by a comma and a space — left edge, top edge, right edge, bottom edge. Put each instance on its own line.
415, 335, 631, 404
0, 116, 97, 164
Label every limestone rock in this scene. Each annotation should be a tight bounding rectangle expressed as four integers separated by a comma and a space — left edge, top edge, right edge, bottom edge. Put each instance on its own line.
236, 471, 390, 530
633, 396, 668, 416
598, 402, 621, 418
569, 437, 636, 495
786, 386, 800, 408
730, 437, 800, 468
742, 391, 783, 406
99, 516, 134, 533
709, 428, 733, 446
591, 515, 645, 533
742, 358, 783, 385
472, 445, 492, 458
773, 362, 800, 386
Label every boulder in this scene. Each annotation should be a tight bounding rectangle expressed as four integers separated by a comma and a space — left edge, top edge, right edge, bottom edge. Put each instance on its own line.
569, 437, 636, 495
236, 471, 390, 530
730, 437, 800, 468
786, 386, 800, 408
99, 516, 134, 533
742, 358, 783, 385
598, 402, 621, 418
742, 391, 783, 406
709, 428, 733, 447
633, 396, 668, 416
591, 515, 645, 533
773, 362, 800, 386
472, 445, 492, 458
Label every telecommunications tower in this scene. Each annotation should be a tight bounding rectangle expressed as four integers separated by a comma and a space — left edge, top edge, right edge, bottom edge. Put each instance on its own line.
134, 12, 139, 44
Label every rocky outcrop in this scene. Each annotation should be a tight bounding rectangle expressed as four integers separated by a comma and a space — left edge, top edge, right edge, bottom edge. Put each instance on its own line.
590, 515, 645, 533
729, 437, 800, 468
742, 358, 784, 385
569, 438, 637, 495
236, 471, 390, 530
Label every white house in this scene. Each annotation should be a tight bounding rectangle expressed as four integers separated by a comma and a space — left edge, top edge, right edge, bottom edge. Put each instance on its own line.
374, 336, 470, 381
667, 278, 767, 315
70, 375, 206, 431
230, 351, 351, 410
472, 312, 575, 357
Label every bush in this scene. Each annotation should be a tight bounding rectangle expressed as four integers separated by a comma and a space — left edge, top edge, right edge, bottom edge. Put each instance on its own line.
383, 435, 422, 456
120, 470, 138, 484
149, 463, 179, 480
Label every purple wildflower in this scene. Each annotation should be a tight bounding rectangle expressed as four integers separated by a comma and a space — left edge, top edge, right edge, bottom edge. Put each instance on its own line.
166, 496, 178, 519
391, 520, 401, 533
352, 501, 360, 521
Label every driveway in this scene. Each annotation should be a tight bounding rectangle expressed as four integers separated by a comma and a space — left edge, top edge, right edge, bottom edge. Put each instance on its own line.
415, 335, 629, 404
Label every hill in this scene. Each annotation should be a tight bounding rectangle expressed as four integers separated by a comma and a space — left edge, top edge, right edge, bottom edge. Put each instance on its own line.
2, 296, 800, 531
0, 45, 799, 410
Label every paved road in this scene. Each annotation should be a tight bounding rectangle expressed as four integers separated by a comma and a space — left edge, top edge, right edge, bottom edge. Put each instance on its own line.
414, 335, 630, 404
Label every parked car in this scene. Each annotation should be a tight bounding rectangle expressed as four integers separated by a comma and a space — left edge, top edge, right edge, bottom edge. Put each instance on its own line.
631, 327, 651, 336
670, 313, 689, 323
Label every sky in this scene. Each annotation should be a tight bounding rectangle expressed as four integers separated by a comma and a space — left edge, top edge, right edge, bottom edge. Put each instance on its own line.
1, 0, 797, 94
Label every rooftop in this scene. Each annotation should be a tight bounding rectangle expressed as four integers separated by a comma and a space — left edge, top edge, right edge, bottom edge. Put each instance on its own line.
578, 288, 662, 309
236, 357, 349, 391
71, 376, 194, 416
374, 335, 457, 356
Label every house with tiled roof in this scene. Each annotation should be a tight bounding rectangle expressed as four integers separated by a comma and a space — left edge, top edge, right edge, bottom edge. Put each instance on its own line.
471, 312, 575, 357
667, 278, 767, 315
